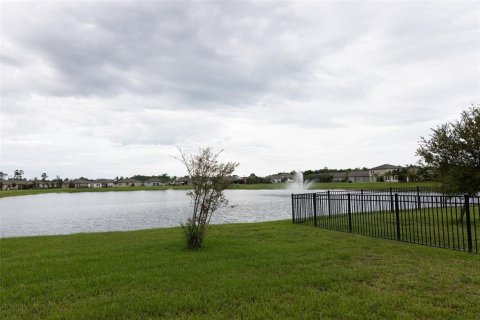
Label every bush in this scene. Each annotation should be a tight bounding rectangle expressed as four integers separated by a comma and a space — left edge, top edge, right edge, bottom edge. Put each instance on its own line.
178, 147, 238, 250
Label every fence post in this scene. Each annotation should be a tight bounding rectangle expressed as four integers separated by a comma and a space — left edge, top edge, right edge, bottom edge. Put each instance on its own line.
361, 189, 364, 213
313, 193, 317, 227
291, 194, 295, 224
390, 187, 394, 213
416, 185, 421, 210
465, 194, 473, 253
348, 193, 352, 233
395, 193, 401, 241
327, 190, 331, 217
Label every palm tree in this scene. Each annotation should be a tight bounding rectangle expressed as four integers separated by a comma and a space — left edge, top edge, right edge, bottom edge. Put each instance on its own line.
14, 170, 24, 180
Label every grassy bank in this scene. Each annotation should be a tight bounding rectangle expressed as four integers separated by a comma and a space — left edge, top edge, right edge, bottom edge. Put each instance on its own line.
1, 221, 479, 319
304, 207, 480, 253
0, 182, 441, 198
0, 185, 190, 198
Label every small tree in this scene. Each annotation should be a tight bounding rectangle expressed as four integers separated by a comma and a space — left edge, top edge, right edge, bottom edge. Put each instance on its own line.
417, 106, 480, 196
53, 175, 63, 188
0, 172, 7, 190
32, 177, 39, 189
158, 173, 172, 184
178, 147, 238, 250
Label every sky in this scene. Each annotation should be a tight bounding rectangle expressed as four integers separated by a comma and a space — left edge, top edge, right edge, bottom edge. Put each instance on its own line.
1, 1, 479, 179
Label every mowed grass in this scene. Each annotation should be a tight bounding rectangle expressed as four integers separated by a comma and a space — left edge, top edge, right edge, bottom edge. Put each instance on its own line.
0, 185, 191, 198
0, 181, 441, 198
307, 206, 480, 252
1, 221, 479, 319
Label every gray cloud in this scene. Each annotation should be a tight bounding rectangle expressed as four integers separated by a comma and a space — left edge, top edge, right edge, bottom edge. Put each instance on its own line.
3, 2, 308, 105
1, 1, 479, 177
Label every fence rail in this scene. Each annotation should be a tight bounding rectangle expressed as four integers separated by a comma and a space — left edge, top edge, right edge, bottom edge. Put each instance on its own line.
292, 188, 479, 254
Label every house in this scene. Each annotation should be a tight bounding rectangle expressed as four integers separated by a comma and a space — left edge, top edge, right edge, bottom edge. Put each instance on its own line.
88, 180, 102, 188
117, 178, 142, 187
62, 179, 74, 188
145, 177, 167, 187
347, 170, 370, 183
369, 164, 403, 182
331, 172, 348, 182
329, 170, 373, 183
100, 179, 115, 188
269, 173, 293, 183
1, 179, 32, 190
174, 177, 191, 186
73, 179, 89, 188
88, 179, 114, 188
38, 180, 54, 189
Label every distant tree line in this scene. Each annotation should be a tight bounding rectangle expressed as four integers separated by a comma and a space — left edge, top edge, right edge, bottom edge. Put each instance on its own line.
0, 162, 442, 190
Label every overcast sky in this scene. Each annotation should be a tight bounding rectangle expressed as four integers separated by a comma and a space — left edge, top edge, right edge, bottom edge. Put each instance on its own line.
1, 1, 479, 179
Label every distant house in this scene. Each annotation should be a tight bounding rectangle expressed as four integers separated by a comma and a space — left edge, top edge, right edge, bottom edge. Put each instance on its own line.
102, 179, 115, 187
145, 177, 167, 187
117, 178, 142, 187
62, 180, 74, 188
88, 181, 102, 188
174, 177, 191, 186
369, 164, 403, 182
1, 179, 32, 190
331, 172, 348, 182
324, 170, 377, 183
347, 170, 370, 183
269, 173, 293, 183
88, 179, 114, 188
38, 181, 54, 189
73, 179, 89, 188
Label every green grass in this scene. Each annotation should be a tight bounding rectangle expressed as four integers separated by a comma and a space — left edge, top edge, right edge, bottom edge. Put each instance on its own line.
0, 186, 191, 198
1, 221, 479, 319
0, 182, 441, 198
301, 206, 480, 252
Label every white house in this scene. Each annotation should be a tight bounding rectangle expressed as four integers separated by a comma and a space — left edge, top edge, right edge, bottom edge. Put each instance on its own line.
145, 177, 166, 187
369, 164, 402, 182
269, 173, 293, 183
88, 181, 103, 188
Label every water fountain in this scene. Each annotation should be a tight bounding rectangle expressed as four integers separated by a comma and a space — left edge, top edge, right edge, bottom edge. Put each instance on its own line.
288, 171, 313, 191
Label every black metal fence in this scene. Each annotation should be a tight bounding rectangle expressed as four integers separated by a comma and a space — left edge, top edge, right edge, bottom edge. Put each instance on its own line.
292, 187, 479, 254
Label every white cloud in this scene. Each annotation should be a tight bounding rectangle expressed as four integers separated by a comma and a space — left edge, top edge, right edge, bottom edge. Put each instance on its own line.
1, 1, 479, 178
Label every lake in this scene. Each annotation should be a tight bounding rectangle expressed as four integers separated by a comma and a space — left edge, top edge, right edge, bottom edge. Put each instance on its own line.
0, 189, 309, 238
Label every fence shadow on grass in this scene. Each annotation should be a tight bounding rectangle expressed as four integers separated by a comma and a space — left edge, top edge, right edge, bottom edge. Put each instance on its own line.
292, 187, 479, 254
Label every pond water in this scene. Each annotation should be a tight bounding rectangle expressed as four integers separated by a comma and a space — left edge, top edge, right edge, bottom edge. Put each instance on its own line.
0, 189, 312, 238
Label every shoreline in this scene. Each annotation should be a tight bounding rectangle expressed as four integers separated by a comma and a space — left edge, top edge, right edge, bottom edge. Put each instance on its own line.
0, 181, 441, 199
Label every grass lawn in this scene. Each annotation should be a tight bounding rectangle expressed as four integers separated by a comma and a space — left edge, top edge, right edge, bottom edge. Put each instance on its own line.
300, 207, 480, 253
0, 185, 191, 199
1, 221, 479, 319
0, 181, 441, 199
